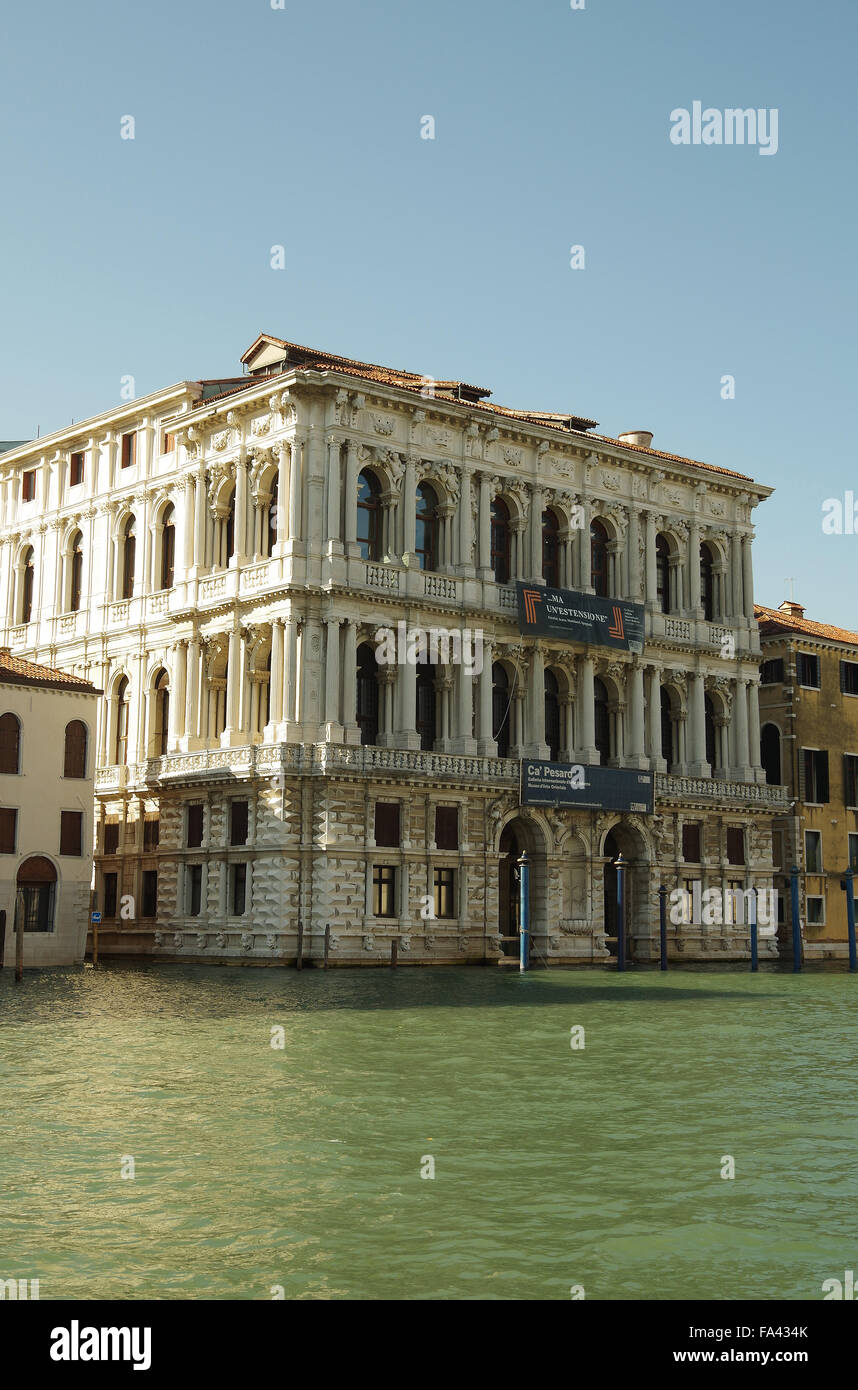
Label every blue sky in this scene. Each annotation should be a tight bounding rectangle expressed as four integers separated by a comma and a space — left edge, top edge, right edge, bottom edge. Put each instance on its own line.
1, 0, 855, 623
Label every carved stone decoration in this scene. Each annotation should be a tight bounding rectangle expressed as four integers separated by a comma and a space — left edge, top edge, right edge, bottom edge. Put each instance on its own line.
502, 445, 523, 465
560, 920, 595, 936
633, 476, 648, 499
424, 935, 436, 950
607, 509, 629, 540
552, 453, 573, 478
428, 427, 451, 448
173, 931, 184, 948
457, 936, 468, 953
251, 416, 271, 437
673, 519, 689, 542
399, 935, 411, 952
601, 470, 622, 492
212, 430, 230, 453
194, 932, 206, 950
425, 460, 460, 503
215, 932, 227, 948
153, 932, 163, 947
371, 413, 394, 436
663, 486, 682, 506
709, 498, 726, 517
240, 932, 253, 952
265, 934, 277, 951
363, 934, 374, 951
465, 423, 482, 458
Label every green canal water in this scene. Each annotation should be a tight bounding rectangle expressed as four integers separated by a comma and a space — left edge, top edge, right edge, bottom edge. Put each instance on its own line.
1, 962, 855, 1301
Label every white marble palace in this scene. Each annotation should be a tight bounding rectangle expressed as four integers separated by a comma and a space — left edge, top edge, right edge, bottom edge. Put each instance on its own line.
0, 333, 788, 964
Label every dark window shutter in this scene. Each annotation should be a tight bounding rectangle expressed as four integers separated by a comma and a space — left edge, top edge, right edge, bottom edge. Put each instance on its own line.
0, 807, 17, 853
435, 806, 459, 851
819, 752, 830, 804
230, 800, 249, 846
60, 811, 83, 856
187, 803, 203, 848
374, 802, 400, 848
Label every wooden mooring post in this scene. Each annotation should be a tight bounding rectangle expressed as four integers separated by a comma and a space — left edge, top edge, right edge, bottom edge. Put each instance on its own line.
296, 920, 304, 970
323, 923, 330, 969
390, 937, 398, 968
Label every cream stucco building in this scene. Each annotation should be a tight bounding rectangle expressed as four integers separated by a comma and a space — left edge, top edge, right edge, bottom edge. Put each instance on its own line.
0, 334, 787, 965
0, 649, 98, 966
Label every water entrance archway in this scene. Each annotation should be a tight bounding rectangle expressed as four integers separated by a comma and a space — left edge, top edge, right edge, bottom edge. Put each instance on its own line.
497, 816, 547, 962
601, 822, 651, 962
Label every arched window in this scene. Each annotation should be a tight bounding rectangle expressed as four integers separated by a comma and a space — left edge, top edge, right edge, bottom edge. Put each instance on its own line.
660, 688, 674, 767
114, 676, 130, 764
266, 477, 278, 558
121, 517, 136, 600
416, 482, 438, 572
490, 498, 510, 584
594, 677, 610, 762
63, 720, 87, 779
416, 660, 436, 751
492, 663, 511, 757
704, 693, 716, 770
153, 669, 170, 756
542, 509, 559, 587
70, 531, 84, 613
0, 712, 21, 774
357, 470, 382, 562
21, 547, 34, 623
545, 669, 561, 761
15, 856, 56, 934
656, 534, 671, 613
356, 644, 379, 746
700, 543, 714, 621
160, 504, 175, 590
761, 723, 781, 785
590, 520, 608, 597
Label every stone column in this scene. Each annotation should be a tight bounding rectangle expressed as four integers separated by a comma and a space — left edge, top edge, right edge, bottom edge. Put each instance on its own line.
169, 641, 187, 747
457, 466, 474, 576
748, 678, 763, 780
733, 676, 751, 781
378, 666, 397, 746
283, 617, 299, 735
577, 498, 591, 589
646, 665, 664, 769
274, 443, 289, 555
628, 505, 640, 600
715, 714, 730, 778
478, 473, 493, 581
288, 437, 302, 541
510, 519, 525, 584
326, 435, 342, 552
688, 516, 701, 613
510, 689, 526, 758
401, 454, 418, 566
578, 656, 597, 764
233, 452, 248, 565
342, 619, 359, 741
730, 534, 743, 621
478, 638, 495, 754
627, 661, 647, 768
268, 619, 284, 727
221, 626, 241, 745
645, 511, 657, 609
742, 534, 754, 621
194, 467, 207, 573
526, 647, 548, 758
452, 662, 478, 755
395, 650, 420, 750
324, 617, 342, 738
687, 672, 708, 775
529, 486, 543, 581
184, 637, 201, 748
344, 441, 360, 554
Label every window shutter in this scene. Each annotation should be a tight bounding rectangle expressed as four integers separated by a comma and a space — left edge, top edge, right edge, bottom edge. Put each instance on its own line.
374, 802, 400, 847
820, 752, 830, 804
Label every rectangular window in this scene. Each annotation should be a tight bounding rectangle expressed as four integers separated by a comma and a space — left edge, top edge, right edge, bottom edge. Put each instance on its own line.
435, 805, 459, 851
231, 863, 247, 916
103, 821, 120, 855
188, 864, 202, 916
761, 658, 784, 685
844, 755, 858, 808
372, 865, 397, 918
806, 896, 825, 925
849, 834, 858, 871
771, 829, 784, 870
143, 816, 160, 851
121, 432, 137, 468
0, 807, 17, 853
682, 821, 702, 862
840, 661, 858, 696
161, 432, 175, 454
22, 470, 36, 501
186, 803, 203, 848
433, 867, 456, 919
104, 872, 118, 918
230, 800, 249, 846
726, 827, 745, 866
60, 810, 83, 856
796, 652, 820, 688
805, 830, 823, 875
142, 870, 158, 918
724, 881, 745, 924
69, 452, 85, 486
802, 749, 829, 804
374, 802, 400, 848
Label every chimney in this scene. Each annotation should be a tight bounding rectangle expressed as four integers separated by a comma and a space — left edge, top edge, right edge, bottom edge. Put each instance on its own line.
779, 599, 805, 619
617, 430, 654, 449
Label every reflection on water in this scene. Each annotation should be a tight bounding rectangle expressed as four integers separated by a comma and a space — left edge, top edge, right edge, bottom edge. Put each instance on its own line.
0, 962, 854, 1300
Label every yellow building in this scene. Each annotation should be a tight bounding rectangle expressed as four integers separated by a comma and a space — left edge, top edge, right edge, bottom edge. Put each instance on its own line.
756, 600, 858, 959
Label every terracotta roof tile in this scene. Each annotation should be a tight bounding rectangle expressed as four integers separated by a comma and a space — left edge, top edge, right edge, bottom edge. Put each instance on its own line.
755, 605, 858, 647
0, 649, 99, 692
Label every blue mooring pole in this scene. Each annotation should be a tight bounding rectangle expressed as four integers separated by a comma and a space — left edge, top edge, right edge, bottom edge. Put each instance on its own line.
518, 850, 529, 973
790, 865, 802, 973
615, 853, 626, 973
845, 868, 857, 973
658, 885, 668, 971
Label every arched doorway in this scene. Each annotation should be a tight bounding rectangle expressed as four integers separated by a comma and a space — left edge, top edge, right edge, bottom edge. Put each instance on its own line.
601, 822, 652, 962
497, 816, 548, 962
15, 856, 57, 933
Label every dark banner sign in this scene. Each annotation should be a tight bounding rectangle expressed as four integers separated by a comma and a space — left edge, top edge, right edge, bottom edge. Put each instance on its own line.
521, 761, 654, 814
516, 582, 645, 654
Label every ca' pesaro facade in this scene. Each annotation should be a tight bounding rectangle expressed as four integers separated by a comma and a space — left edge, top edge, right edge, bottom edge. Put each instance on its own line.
0, 333, 788, 965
